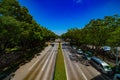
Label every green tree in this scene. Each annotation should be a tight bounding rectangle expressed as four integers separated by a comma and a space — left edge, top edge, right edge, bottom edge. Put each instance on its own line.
0, 0, 32, 23
0, 16, 21, 52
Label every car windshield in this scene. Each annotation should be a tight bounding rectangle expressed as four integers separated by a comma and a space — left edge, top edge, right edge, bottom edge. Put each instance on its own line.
78, 49, 81, 50
104, 66, 111, 70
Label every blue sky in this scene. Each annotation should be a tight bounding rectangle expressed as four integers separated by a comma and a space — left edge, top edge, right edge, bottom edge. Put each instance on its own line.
18, 0, 120, 35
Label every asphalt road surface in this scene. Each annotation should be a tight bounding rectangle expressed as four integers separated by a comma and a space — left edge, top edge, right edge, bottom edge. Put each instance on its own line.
11, 43, 58, 80
62, 44, 112, 80
11, 42, 112, 80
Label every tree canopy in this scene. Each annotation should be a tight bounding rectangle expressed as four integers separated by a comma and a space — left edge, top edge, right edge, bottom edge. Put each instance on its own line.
61, 15, 120, 47
0, 0, 57, 70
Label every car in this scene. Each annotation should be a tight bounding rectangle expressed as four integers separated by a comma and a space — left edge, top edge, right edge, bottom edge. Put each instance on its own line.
77, 49, 83, 54
51, 43, 54, 47
82, 51, 93, 60
72, 46, 77, 50
90, 56, 112, 74
113, 74, 120, 80
102, 46, 111, 51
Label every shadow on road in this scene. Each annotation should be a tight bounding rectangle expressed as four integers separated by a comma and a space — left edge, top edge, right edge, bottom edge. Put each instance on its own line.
91, 74, 112, 80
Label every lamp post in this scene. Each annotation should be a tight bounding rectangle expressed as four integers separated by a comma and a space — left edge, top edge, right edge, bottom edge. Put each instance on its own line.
113, 47, 120, 80
116, 47, 119, 73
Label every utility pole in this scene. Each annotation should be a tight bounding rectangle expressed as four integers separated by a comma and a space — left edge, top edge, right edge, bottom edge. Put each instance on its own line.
113, 47, 120, 80
116, 47, 119, 73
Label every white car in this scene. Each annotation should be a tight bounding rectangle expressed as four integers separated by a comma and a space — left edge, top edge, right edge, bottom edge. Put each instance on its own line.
77, 49, 83, 54
91, 56, 112, 74
102, 46, 111, 51
72, 46, 77, 50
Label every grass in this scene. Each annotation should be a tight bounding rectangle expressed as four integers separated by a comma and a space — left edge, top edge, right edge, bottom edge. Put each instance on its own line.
54, 43, 67, 80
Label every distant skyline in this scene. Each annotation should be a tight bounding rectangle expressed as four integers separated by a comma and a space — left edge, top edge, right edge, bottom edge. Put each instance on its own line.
18, 0, 120, 35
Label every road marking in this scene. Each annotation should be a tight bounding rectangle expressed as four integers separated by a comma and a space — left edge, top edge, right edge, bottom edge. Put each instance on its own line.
35, 44, 57, 80
42, 49, 56, 80
41, 46, 55, 71
28, 46, 51, 71
62, 47, 69, 80
29, 59, 40, 71
64, 49, 78, 80
41, 58, 49, 71
65, 46, 87, 80
76, 64, 88, 80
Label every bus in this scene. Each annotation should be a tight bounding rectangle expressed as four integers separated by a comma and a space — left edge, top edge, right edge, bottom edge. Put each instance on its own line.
90, 56, 112, 74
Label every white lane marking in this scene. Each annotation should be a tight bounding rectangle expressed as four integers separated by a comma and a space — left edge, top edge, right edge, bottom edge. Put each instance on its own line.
62, 46, 69, 80
28, 46, 51, 71
42, 49, 56, 80
35, 44, 57, 80
41, 46, 55, 71
64, 49, 78, 80
65, 47, 87, 80
76, 64, 88, 80
66, 47, 88, 80
29, 59, 39, 71
41, 58, 49, 71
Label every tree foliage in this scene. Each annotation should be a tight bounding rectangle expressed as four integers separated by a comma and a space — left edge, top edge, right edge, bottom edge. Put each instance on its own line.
61, 15, 120, 47
0, 0, 57, 70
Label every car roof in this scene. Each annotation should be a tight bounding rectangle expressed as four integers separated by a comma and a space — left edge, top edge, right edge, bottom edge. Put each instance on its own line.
87, 51, 92, 54
92, 56, 109, 66
115, 74, 120, 77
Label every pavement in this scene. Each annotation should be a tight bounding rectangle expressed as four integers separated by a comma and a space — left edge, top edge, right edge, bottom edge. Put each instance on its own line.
11, 43, 58, 80
62, 44, 112, 80
11, 42, 112, 80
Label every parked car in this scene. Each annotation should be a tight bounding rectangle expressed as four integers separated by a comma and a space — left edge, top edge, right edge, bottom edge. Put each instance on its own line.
102, 46, 111, 51
113, 74, 120, 80
90, 56, 112, 75
77, 49, 83, 54
72, 46, 77, 50
83, 51, 93, 60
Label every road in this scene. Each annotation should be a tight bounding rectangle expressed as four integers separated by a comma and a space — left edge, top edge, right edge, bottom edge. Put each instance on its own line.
11, 43, 58, 80
62, 44, 112, 80
11, 42, 112, 80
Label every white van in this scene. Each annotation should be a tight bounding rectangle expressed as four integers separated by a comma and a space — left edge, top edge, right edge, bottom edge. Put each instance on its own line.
90, 56, 112, 74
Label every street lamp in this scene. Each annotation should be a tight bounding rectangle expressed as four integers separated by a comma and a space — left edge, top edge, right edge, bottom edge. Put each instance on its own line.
116, 47, 119, 73
115, 47, 120, 72
113, 47, 120, 80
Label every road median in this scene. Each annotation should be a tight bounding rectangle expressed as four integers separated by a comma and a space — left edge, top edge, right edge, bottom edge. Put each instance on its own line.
54, 43, 67, 80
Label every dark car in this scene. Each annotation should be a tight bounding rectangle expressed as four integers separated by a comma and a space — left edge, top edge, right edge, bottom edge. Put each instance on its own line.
82, 51, 92, 60
51, 43, 54, 47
